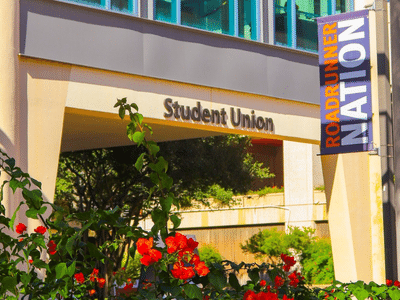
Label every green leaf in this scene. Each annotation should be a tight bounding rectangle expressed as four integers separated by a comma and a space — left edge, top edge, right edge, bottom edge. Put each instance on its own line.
352, 288, 369, 300
87, 242, 104, 260
20, 273, 31, 286
56, 263, 67, 279
33, 259, 49, 271
25, 206, 47, 219
388, 288, 400, 300
183, 284, 203, 299
147, 141, 160, 155
135, 153, 145, 172
130, 103, 139, 111
248, 269, 259, 283
5, 158, 15, 169
170, 215, 181, 229
9, 179, 25, 193
209, 272, 226, 292
67, 261, 76, 277
31, 178, 42, 189
8, 203, 22, 229
2, 276, 17, 295
229, 273, 241, 292
160, 196, 173, 214
119, 106, 126, 120
66, 233, 78, 257
131, 132, 145, 145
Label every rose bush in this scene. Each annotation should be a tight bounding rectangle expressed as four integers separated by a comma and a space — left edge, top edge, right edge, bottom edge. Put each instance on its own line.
0, 98, 400, 299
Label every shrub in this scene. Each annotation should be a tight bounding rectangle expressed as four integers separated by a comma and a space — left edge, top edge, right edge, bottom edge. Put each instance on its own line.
198, 244, 223, 267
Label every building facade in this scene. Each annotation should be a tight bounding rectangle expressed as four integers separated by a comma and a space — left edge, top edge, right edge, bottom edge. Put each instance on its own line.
0, 0, 388, 283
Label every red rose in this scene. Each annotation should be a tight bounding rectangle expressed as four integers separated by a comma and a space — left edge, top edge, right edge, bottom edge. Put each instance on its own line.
190, 254, 201, 265
257, 292, 279, 300
288, 272, 300, 288
124, 282, 133, 290
47, 240, 57, 255
394, 280, 400, 287
260, 280, 267, 287
274, 275, 285, 289
148, 248, 162, 262
16, 223, 27, 234
387, 279, 393, 286
98, 278, 106, 288
194, 261, 210, 277
137, 237, 153, 255
243, 290, 257, 300
34, 226, 46, 235
89, 289, 96, 296
28, 259, 33, 264
283, 295, 294, 300
281, 253, 296, 272
166, 233, 188, 254
74, 272, 85, 284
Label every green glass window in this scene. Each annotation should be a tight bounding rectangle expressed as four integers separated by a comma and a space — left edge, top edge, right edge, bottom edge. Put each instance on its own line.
274, 0, 288, 46
155, 0, 175, 23
181, 0, 230, 34
69, 0, 103, 7
275, 0, 353, 52
238, 0, 257, 40
111, 0, 134, 13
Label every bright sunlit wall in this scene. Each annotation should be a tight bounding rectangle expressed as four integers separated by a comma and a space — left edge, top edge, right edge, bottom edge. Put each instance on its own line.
60, 0, 353, 52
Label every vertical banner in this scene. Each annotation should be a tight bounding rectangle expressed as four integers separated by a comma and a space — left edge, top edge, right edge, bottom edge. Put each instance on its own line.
318, 10, 374, 155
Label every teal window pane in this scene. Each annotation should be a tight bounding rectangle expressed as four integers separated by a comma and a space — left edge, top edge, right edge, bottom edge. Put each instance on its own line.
181, 0, 230, 34
274, 0, 288, 46
69, 0, 102, 7
111, 0, 133, 13
295, 0, 325, 52
336, 0, 351, 13
156, 0, 174, 22
238, 0, 255, 40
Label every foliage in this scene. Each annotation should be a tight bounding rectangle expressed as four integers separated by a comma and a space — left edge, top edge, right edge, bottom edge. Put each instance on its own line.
198, 244, 223, 268
248, 186, 284, 196
241, 227, 334, 284
302, 239, 334, 284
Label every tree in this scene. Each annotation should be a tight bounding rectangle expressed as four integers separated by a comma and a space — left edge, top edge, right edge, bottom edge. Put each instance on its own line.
240, 227, 334, 284
55, 133, 274, 288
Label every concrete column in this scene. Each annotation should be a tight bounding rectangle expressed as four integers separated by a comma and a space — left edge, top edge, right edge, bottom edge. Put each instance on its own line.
321, 152, 385, 283
283, 141, 314, 228
0, 2, 68, 231
0, 1, 21, 220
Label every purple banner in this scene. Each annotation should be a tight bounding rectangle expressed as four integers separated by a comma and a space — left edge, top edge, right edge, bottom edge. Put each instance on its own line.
318, 10, 374, 155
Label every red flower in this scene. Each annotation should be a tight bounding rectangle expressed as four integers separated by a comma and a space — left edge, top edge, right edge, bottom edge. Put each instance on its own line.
89, 289, 96, 296
140, 249, 162, 266
137, 237, 153, 255
394, 280, 400, 287
190, 254, 201, 265
260, 280, 267, 287
74, 272, 85, 284
288, 272, 300, 288
28, 259, 33, 264
194, 261, 210, 277
34, 226, 46, 235
243, 290, 257, 300
124, 283, 133, 290
166, 233, 188, 254
171, 262, 195, 280
274, 275, 285, 289
18, 238, 23, 242
387, 279, 393, 286
90, 268, 99, 282
143, 281, 152, 289
16, 223, 27, 234
47, 240, 57, 255
98, 278, 106, 288
203, 296, 210, 300
257, 291, 279, 300
283, 295, 294, 300
281, 254, 296, 272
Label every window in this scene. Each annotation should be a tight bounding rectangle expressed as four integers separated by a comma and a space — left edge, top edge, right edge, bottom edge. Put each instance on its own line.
181, 0, 231, 34
66, 0, 137, 14
275, 0, 353, 52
